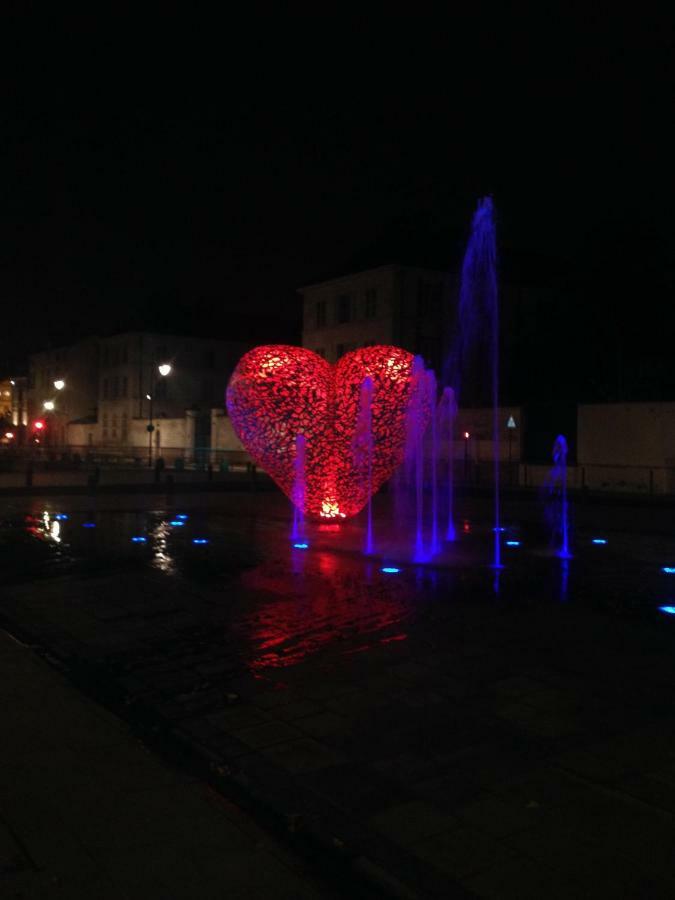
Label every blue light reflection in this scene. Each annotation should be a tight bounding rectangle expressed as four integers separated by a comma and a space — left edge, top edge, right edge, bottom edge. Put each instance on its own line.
381, 566, 401, 574
169, 520, 185, 527
131, 536, 147, 543
658, 606, 675, 615
192, 538, 209, 545
592, 539, 607, 545
293, 542, 309, 549
662, 567, 675, 575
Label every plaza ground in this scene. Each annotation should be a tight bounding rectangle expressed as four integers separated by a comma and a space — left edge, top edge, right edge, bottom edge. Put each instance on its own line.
3, 489, 675, 898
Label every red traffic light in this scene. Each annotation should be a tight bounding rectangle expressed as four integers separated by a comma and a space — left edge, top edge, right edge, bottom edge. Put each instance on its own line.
34, 420, 45, 430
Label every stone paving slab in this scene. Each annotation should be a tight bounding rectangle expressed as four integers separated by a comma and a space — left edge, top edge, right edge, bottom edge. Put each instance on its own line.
0, 629, 349, 900
6, 501, 675, 898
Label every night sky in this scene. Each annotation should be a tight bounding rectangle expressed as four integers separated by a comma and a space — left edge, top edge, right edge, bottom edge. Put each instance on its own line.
2, 14, 673, 401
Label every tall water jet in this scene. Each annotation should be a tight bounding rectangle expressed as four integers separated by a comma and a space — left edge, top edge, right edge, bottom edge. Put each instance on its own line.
426, 369, 440, 554
291, 433, 306, 542
353, 376, 375, 554
404, 357, 427, 559
438, 387, 457, 541
551, 434, 571, 558
455, 197, 501, 568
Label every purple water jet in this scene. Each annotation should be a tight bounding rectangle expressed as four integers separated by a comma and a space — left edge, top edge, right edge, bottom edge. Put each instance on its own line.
550, 434, 571, 558
438, 387, 457, 541
291, 433, 306, 542
456, 197, 501, 567
352, 376, 375, 554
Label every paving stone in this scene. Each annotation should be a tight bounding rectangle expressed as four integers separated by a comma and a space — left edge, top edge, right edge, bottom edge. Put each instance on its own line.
369, 799, 457, 845
234, 720, 303, 749
261, 738, 344, 774
410, 824, 518, 880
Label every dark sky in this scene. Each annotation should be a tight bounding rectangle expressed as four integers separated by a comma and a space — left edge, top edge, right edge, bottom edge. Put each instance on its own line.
2, 12, 673, 380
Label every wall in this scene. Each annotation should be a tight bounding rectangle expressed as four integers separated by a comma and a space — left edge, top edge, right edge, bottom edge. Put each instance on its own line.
577, 402, 675, 494
301, 265, 398, 361
578, 402, 675, 467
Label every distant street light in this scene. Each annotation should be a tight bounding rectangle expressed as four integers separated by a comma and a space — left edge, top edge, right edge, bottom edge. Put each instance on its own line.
147, 363, 173, 466
54, 379, 65, 391
43, 400, 55, 411
5, 432, 14, 439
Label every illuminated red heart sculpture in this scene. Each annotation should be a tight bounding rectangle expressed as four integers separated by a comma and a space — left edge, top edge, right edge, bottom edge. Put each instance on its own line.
226, 345, 430, 519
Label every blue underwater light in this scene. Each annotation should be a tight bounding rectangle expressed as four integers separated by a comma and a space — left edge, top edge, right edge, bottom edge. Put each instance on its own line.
662, 567, 675, 575
381, 566, 401, 574
658, 606, 675, 615
169, 520, 185, 526
192, 538, 209, 545
131, 536, 147, 543
82, 522, 96, 528
55, 514, 69, 521
176, 514, 188, 520
292, 542, 309, 549
506, 540, 520, 547
592, 539, 607, 545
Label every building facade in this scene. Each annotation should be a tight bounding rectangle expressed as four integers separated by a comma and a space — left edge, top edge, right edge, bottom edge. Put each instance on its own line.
96, 332, 247, 456
28, 338, 99, 445
299, 264, 453, 373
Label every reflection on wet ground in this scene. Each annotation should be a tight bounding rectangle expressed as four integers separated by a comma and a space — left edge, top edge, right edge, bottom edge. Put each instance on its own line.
4, 499, 675, 673
6, 495, 675, 897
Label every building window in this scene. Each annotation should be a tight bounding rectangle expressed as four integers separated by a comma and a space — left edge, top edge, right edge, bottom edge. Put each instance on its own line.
315, 301, 326, 328
336, 294, 352, 324
365, 288, 377, 318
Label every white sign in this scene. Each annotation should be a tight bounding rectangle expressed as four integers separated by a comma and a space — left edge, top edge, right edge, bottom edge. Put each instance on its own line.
506, 416, 517, 429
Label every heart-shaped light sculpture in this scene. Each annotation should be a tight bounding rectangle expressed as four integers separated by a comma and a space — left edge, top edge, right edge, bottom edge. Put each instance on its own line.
226, 345, 431, 519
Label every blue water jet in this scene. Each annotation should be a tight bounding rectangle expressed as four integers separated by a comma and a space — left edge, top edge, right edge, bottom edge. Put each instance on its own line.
291, 433, 307, 542
438, 387, 457, 541
455, 197, 501, 568
353, 376, 375, 555
546, 435, 572, 559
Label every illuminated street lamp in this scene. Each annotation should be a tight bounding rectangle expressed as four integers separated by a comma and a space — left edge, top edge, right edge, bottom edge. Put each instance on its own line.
463, 431, 470, 478
4, 432, 14, 440
43, 400, 55, 411
54, 379, 65, 391
147, 362, 172, 467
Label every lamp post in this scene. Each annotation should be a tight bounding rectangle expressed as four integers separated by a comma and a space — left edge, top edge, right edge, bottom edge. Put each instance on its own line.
147, 363, 172, 467
463, 431, 470, 480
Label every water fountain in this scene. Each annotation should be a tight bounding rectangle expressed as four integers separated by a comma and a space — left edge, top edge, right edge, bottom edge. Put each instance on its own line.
438, 386, 457, 542
291, 433, 306, 544
352, 377, 374, 554
545, 434, 571, 559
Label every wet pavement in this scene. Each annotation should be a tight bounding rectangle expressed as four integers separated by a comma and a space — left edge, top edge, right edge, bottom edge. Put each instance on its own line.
4, 491, 675, 898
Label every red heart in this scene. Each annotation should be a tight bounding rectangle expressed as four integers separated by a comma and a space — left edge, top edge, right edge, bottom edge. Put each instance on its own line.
226, 345, 427, 519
